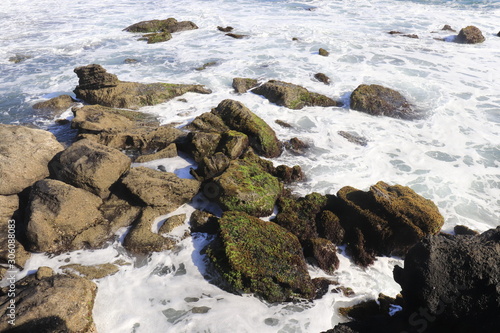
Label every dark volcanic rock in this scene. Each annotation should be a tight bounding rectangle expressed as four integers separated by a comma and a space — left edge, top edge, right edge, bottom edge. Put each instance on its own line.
252, 80, 340, 109
0, 272, 97, 333
393, 228, 500, 331
73, 64, 211, 109
455, 25, 485, 44
206, 211, 315, 302
334, 181, 443, 266
232, 77, 259, 93
350, 84, 416, 120
0, 124, 64, 195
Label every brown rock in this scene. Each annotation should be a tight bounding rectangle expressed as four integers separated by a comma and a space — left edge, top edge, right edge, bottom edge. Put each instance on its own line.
304, 238, 340, 274
442, 24, 456, 32
0, 195, 31, 268
0, 273, 97, 333
121, 167, 200, 209
226, 33, 247, 39
158, 214, 186, 234
25, 179, 108, 253
232, 77, 259, 93
217, 130, 249, 159
192, 152, 231, 180
185, 112, 230, 133
134, 143, 178, 163
217, 26, 233, 32
456, 25, 485, 44
319, 48, 329, 56
99, 194, 142, 233
52, 139, 131, 198
124, 18, 198, 33
61, 263, 119, 279
33, 95, 75, 116
0, 124, 64, 195
189, 210, 218, 233
186, 132, 222, 163
314, 73, 330, 85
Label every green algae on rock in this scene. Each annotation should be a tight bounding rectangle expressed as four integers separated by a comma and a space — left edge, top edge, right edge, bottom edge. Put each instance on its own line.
73, 64, 211, 109
212, 158, 282, 217
206, 211, 315, 302
251, 80, 340, 109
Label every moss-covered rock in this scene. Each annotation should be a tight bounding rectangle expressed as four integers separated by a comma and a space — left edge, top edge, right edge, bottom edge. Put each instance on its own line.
124, 18, 198, 33
212, 157, 282, 217
273, 191, 331, 243
73, 64, 211, 109
212, 99, 282, 158
350, 84, 416, 120
232, 77, 259, 93
455, 25, 485, 44
304, 238, 340, 274
317, 210, 345, 245
333, 181, 444, 265
252, 80, 340, 109
139, 31, 172, 44
206, 211, 315, 302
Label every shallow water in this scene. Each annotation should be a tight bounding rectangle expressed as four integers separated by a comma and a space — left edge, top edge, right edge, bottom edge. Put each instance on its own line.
1, 0, 499, 332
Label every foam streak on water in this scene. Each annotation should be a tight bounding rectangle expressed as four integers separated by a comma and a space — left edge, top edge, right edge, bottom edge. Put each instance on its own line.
1, 0, 499, 332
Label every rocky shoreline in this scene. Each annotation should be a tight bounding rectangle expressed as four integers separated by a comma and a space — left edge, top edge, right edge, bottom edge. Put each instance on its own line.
1, 18, 499, 333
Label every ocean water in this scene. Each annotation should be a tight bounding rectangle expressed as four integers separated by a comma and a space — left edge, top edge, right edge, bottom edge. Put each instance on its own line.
1, 0, 499, 332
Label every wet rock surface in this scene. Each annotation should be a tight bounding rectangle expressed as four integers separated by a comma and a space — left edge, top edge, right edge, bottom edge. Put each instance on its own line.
455, 25, 485, 44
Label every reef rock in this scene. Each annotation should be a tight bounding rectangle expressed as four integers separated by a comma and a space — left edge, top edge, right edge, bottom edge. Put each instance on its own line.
252, 80, 340, 109
455, 25, 485, 44
350, 84, 416, 120
334, 181, 444, 266
124, 18, 198, 33
206, 211, 315, 302
0, 272, 97, 333
0, 124, 64, 195
25, 179, 109, 253
73, 64, 211, 109
232, 77, 258, 93
52, 139, 131, 199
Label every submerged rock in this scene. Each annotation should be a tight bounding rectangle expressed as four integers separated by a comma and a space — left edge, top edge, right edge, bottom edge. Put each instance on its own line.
455, 25, 485, 44
314, 73, 330, 85
318, 48, 329, 56
252, 80, 340, 109
206, 211, 315, 302
52, 139, 131, 199
0, 273, 97, 333
25, 179, 109, 253
334, 181, 444, 266
73, 64, 211, 109
124, 18, 198, 34
61, 263, 119, 279
350, 84, 416, 120
442, 24, 456, 32
232, 77, 259, 93
217, 26, 234, 32
0, 124, 64, 195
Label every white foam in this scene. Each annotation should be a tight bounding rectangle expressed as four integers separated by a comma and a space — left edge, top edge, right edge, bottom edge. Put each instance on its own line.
2, 0, 499, 331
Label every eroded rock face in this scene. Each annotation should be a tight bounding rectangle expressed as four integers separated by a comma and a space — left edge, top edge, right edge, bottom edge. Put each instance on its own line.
350, 84, 416, 120
121, 167, 200, 209
25, 179, 109, 253
0, 124, 64, 195
252, 80, 340, 109
52, 139, 131, 199
212, 158, 282, 217
0, 272, 97, 333
212, 99, 282, 158
334, 181, 444, 266
206, 211, 315, 302
73, 64, 211, 109
455, 25, 485, 44
394, 228, 500, 326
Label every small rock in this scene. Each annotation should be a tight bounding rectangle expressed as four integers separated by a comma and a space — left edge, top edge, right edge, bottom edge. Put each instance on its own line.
225, 33, 247, 39
274, 165, 305, 183
124, 58, 139, 64
442, 24, 456, 32
454, 224, 479, 236
189, 210, 218, 233
8, 54, 32, 63
36, 266, 54, 280
314, 73, 330, 85
455, 25, 485, 44
284, 137, 309, 155
135, 143, 178, 163
195, 61, 217, 71
124, 18, 198, 34
304, 238, 340, 274
338, 131, 368, 146
275, 119, 293, 128
61, 263, 119, 279
139, 31, 172, 44
158, 214, 186, 234
217, 26, 233, 32
232, 77, 259, 93
319, 48, 329, 56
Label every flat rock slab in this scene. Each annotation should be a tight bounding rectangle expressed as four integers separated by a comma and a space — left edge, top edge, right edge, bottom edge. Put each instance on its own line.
0, 124, 64, 195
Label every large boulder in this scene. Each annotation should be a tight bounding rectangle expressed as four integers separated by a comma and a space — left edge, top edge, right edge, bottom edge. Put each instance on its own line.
212, 99, 282, 158
123, 207, 177, 254
124, 18, 198, 33
0, 195, 30, 268
52, 139, 131, 199
32, 94, 76, 117
121, 167, 200, 209
334, 181, 444, 266
25, 179, 109, 253
455, 25, 485, 44
71, 104, 159, 133
251, 80, 340, 109
206, 211, 316, 302
211, 158, 282, 217
393, 228, 500, 330
0, 125, 64, 195
0, 270, 97, 332
73, 64, 211, 109
350, 84, 415, 120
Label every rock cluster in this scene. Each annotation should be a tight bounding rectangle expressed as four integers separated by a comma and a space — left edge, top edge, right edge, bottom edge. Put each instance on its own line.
123, 18, 198, 44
